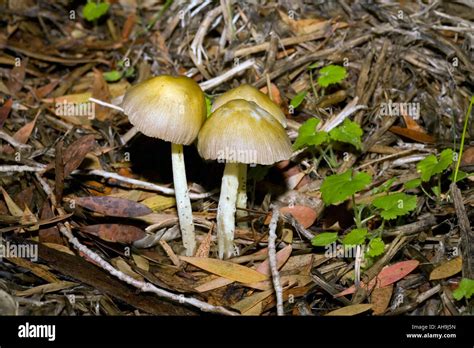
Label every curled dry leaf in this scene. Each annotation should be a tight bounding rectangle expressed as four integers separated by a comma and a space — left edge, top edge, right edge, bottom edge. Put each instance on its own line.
74, 196, 152, 217
80, 224, 146, 243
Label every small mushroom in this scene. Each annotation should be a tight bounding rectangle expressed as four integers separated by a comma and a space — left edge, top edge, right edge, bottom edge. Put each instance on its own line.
212, 84, 288, 227
122, 75, 206, 256
198, 99, 292, 259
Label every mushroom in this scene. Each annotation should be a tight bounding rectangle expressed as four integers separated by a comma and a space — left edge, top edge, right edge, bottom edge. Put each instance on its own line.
122, 75, 206, 256
211, 84, 288, 227
198, 99, 292, 259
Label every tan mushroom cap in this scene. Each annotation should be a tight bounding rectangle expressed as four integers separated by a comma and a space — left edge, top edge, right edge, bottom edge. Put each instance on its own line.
122, 75, 206, 145
198, 99, 292, 165
211, 84, 287, 128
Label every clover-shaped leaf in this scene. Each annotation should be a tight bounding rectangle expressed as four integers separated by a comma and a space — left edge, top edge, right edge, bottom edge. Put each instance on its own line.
372, 192, 417, 220
317, 65, 347, 88
321, 169, 371, 205
329, 118, 363, 150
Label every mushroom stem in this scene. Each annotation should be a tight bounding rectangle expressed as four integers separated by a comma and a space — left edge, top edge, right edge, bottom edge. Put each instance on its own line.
217, 162, 240, 259
171, 143, 196, 256
236, 163, 248, 228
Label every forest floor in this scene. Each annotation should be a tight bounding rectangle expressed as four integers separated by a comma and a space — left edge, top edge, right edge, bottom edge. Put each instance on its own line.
0, 0, 473, 316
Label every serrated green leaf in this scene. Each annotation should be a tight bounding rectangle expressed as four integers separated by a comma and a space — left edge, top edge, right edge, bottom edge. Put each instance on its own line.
293, 118, 328, 150
417, 149, 454, 182
453, 278, 474, 301
342, 228, 367, 246
372, 192, 417, 220
103, 70, 123, 82
83, 1, 110, 21
404, 178, 421, 189
366, 237, 385, 257
317, 65, 347, 88
290, 90, 307, 109
329, 118, 363, 150
321, 169, 372, 205
311, 232, 338, 247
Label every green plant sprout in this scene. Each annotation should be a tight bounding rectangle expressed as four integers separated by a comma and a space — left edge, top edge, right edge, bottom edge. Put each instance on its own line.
312, 169, 417, 260
289, 64, 347, 110
83, 0, 110, 22
453, 95, 474, 183
415, 148, 454, 202
452, 278, 474, 301
103, 59, 136, 82
293, 118, 362, 170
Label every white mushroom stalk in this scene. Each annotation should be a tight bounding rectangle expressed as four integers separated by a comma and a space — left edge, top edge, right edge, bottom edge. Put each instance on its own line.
172, 143, 196, 256
197, 100, 292, 260
217, 162, 240, 259
236, 163, 248, 228
121, 75, 207, 257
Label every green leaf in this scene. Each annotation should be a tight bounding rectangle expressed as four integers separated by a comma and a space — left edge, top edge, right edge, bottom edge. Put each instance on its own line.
452, 278, 474, 301
124, 67, 135, 78
290, 90, 308, 109
103, 70, 123, 82
293, 118, 328, 150
321, 169, 372, 205
374, 178, 396, 193
404, 178, 421, 189
329, 118, 363, 150
307, 62, 322, 70
83, 1, 110, 21
317, 65, 347, 88
342, 228, 367, 246
366, 237, 385, 257
372, 192, 417, 220
449, 170, 470, 183
431, 186, 440, 197
205, 96, 212, 117
311, 232, 338, 247
417, 149, 454, 182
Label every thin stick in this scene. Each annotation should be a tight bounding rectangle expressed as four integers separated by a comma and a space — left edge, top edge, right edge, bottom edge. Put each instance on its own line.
73, 169, 214, 200
268, 206, 284, 316
0, 165, 45, 172
89, 97, 124, 112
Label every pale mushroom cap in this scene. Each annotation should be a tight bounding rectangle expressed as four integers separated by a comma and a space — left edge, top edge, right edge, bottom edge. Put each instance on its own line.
211, 84, 287, 128
198, 99, 292, 165
122, 75, 206, 145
